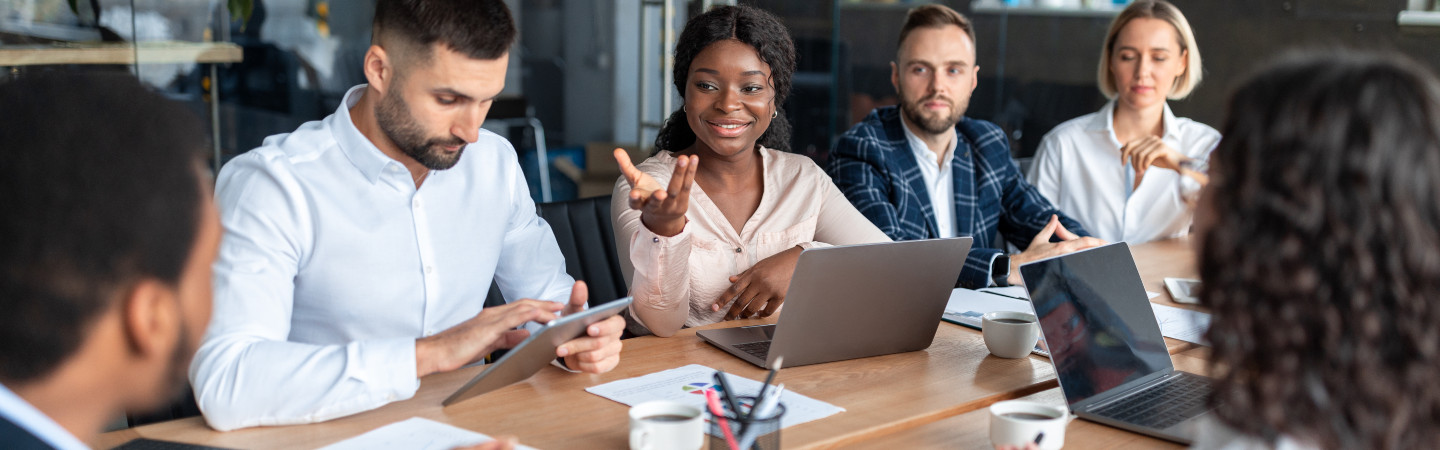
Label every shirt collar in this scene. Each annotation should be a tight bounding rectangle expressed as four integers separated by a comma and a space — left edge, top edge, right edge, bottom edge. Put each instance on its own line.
330, 84, 404, 185
0, 383, 89, 450
899, 111, 958, 168
1090, 99, 1182, 142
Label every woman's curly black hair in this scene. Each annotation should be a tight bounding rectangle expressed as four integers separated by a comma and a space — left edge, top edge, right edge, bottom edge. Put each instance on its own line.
1201, 51, 1440, 449
652, 5, 796, 154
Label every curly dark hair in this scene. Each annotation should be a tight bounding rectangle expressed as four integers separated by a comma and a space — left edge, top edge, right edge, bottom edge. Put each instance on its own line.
653, 5, 796, 154
1200, 51, 1440, 449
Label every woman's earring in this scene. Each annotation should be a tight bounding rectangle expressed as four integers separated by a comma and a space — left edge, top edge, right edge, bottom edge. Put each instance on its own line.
683, 105, 687, 113
771, 110, 778, 119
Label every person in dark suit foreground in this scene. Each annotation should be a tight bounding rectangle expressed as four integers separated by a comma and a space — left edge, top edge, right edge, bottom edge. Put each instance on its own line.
0, 73, 220, 449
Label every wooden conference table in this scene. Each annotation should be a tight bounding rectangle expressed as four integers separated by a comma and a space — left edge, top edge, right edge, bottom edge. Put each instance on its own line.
97, 238, 1201, 449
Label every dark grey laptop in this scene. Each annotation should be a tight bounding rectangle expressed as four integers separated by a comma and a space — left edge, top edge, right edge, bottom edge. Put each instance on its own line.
1020, 242, 1214, 445
697, 237, 971, 368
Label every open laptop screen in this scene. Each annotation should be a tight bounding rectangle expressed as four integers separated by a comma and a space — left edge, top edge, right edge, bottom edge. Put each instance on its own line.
1021, 243, 1173, 405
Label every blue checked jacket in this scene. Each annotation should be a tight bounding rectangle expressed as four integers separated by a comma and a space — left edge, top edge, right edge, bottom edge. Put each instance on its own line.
827, 106, 1089, 288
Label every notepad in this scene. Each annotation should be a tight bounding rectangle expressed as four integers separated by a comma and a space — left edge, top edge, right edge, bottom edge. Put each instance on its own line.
941, 288, 1035, 330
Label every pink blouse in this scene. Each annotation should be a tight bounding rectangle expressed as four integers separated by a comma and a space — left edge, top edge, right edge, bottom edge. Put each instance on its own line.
612, 147, 890, 336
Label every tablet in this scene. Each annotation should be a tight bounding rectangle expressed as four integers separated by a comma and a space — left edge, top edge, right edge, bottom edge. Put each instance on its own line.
1164, 277, 1201, 304
443, 297, 632, 407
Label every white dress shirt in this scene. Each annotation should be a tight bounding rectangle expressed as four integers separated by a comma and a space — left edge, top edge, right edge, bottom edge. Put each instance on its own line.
191, 85, 573, 431
1027, 101, 1219, 243
0, 383, 88, 450
900, 113, 960, 239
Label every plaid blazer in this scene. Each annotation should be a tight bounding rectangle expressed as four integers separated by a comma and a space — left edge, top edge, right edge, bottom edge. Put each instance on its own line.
827, 106, 1089, 288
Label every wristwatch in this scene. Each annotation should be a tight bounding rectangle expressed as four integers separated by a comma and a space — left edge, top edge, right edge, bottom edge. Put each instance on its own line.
991, 254, 1011, 287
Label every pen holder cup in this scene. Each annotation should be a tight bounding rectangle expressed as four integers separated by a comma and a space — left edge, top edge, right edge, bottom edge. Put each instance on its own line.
708, 396, 786, 450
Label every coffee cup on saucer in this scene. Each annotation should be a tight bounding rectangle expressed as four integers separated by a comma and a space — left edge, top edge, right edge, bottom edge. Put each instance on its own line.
982, 311, 1041, 358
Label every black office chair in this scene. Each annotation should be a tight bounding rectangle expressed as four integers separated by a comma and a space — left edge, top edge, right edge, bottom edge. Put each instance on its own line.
484, 195, 629, 308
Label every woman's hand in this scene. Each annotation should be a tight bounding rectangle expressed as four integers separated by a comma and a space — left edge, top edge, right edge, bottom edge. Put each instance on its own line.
713, 246, 803, 320
615, 148, 699, 237
1119, 136, 1190, 188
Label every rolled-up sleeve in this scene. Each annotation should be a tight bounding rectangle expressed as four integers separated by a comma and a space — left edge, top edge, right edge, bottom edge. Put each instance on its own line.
612, 175, 694, 337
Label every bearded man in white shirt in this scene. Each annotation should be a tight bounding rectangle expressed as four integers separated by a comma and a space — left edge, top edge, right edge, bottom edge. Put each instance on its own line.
190, 0, 624, 431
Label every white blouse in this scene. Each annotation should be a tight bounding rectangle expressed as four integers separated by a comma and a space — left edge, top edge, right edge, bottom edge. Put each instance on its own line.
1027, 101, 1220, 244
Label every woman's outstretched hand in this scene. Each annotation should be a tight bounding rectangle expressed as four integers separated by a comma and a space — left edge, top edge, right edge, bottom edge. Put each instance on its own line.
616, 148, 698, 237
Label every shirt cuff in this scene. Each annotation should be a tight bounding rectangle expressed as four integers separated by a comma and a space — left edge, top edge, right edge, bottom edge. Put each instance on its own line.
796, 241, 830, 251
361, 337, 422, 400
551, 358, 580, 373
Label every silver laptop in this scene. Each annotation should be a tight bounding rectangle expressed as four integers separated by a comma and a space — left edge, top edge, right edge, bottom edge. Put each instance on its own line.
697, 237, 971, 368
1020, 242, 1214, 445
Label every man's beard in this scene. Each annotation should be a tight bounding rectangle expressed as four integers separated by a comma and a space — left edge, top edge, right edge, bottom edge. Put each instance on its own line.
376, 89, 467, 170
147, 323, 196, 412
899, 92, 966, 135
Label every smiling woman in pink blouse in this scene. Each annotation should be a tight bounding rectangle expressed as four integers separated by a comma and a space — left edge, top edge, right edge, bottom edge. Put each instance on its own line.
611, 5, 889, 337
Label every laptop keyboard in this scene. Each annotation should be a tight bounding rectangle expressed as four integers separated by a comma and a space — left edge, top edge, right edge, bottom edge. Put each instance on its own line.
1089, 373, 1213, 430
733, 341, 771, 360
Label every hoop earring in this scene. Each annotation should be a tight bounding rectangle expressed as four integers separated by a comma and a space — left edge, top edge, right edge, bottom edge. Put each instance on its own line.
771, 110, 778, 119
683, 105, 687, 113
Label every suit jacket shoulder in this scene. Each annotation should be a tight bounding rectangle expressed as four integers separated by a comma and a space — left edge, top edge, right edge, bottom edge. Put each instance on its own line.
0, 415, 56, 450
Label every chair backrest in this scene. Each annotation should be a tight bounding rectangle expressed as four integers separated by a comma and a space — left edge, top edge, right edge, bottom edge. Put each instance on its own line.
483, 195, 628, 308
538, 195, 629, 306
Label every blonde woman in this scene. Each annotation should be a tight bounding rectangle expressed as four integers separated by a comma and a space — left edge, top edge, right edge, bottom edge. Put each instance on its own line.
1026, 0, 1217, 244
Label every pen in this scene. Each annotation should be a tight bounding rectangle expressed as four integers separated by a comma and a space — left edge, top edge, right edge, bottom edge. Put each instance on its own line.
749, 356, 784, 420
713, 371, 741, 416
704, 389, 740, 450
981, 289, 1028, 301
735, 384, 784, 450
1033, 431, 1045, 445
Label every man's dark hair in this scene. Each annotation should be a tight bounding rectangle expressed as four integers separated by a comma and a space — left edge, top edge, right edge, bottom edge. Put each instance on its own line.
897, 4, 975, 51
1202, 51, 1440, 449
654, 5, 797, 153
0, 73, 206, 384
372, 0, 516, 61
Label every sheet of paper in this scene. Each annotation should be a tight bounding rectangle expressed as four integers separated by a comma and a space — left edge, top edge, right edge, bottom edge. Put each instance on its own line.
318, 417, 536, 450
585, 364, 843, 431
943, 288, 1034, 329
1151, 303, 1211, 345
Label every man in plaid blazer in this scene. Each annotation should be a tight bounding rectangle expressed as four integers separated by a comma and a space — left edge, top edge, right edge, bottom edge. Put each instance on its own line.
827, 5, 1103, 289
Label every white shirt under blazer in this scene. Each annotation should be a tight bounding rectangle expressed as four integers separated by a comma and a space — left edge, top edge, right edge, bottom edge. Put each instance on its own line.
190, 85, 574, 431
1026, 101, 1220, 244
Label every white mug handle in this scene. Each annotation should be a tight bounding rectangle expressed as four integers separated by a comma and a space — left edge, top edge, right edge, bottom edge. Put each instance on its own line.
629, 426, 650, 450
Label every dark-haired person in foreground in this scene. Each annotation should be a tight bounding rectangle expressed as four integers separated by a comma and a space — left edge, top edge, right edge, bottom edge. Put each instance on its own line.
1190, 52, 1440, 449
612, 5, 888, 337
190, 0, 623, 431
827, 5, 1103, 289
0, 74, 219, 449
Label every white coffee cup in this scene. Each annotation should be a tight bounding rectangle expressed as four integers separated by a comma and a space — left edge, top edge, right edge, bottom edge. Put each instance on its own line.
628, 400, 703, 450
989, 400, 1069, 450
982, 311, 1041, 359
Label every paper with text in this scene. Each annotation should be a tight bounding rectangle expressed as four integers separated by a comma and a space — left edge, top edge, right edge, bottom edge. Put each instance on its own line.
1151, 303, 1211, 345
317, 417, 536, 450
585, 364, 843, 430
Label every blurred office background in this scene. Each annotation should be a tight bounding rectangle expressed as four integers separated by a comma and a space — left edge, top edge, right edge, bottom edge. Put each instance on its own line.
3, 0, 1439, 202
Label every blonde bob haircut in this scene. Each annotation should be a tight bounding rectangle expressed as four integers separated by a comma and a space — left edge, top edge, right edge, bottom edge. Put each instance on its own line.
1097, 0, 1202, 100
